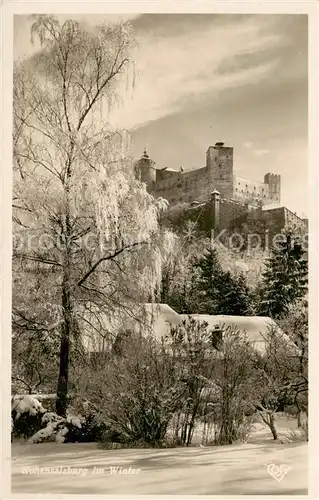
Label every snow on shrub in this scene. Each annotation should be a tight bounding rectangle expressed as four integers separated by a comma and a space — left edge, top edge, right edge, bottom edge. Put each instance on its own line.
41, 411, 62, 424
29, 420, 73, 444
66, 414, 83, 428
12, 395, 48, 439
29, 412, 85, 444
55, 426, 69, 444
12, 395, 46, 419
12, 394, 101, 443
28, 414, 83, 444
29, 422, 60, 444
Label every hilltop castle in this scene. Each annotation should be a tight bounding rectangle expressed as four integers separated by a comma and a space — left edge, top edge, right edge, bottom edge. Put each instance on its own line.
135, 141, 281, 207
135, 141, 307, 248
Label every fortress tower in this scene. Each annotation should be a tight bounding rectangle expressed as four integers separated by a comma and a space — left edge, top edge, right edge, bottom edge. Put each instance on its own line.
264, 173, 281, 204
206, 141, 234, 199
135, 149, 156, 191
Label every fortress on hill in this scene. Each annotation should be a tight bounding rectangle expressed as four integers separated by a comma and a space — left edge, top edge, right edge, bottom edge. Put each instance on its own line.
135, 141, 307, 248
136, 141, 281, 207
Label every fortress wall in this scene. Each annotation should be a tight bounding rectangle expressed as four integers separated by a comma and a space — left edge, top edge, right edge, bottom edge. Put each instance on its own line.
156, 169, 180, 182
233, 176, 271, 205
229, 206, 286, 248
153, 169, 279, 207
161, 203, 210, 234
262, 208, 286, 246
161, 198, 305, 249
283, 207, 306, 231
162, 198, 249, 237
212, 176, 234, 199
218, 199, 248, 232
153, 166, 237, 206
154, 167, 212, 205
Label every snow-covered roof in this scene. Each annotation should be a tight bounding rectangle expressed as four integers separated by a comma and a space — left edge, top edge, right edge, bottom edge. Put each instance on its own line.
82, 303, 295, 356
182, 314, 279, 354
262, 203, 283, 211
143, 303, 183, 323
130, 303, 183, 337
131, 306, 293, 355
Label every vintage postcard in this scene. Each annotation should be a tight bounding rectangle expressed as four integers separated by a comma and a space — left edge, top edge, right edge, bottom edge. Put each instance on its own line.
1, 1, 318, 499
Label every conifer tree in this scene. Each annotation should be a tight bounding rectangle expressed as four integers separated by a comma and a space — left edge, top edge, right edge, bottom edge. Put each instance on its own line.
259, 233, 308, 318
221, 271, 251, 316
194, 245, 250, 315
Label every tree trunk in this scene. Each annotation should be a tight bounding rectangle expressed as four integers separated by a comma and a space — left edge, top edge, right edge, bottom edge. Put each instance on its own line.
219, 418, 234, 444
258, 409, 278, 440
56, 191, 73, 417
181, 410, 189, 444
186, 403, 199, 446
218, 384, 234, 445
56, 282, 72, 416
268, 413, 278, 440
297, 410, 307, 428
174, 412, 181, 437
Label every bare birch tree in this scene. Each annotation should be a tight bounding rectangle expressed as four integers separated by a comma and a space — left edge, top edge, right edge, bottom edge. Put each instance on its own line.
13, 15, 172, 415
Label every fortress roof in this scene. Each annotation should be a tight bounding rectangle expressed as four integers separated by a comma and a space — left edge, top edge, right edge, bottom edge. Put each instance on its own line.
161, 168, 180, 172
262, 203, 283, 211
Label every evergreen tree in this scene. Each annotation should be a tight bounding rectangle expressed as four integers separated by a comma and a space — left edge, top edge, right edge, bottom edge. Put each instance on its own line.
194, 246, 250, 315
259, 233, 308, 318
221, 271, 251, 316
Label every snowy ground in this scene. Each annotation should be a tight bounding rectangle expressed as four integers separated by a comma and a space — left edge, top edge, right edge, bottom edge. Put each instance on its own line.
11, 416, 307, 495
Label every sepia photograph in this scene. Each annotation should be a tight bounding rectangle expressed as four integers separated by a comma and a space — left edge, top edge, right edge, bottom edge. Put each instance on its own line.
4, 5, 316, 497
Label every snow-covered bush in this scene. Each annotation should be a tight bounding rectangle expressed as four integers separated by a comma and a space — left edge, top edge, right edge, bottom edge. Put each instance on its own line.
11, 395, 47, 439
12, 394, 46, 418
28, 409, 85, 443
28, 412, 85, 444
11, 394, 87, 443
81, 334, 189, 447
64, 411, 108, 443
286, 419, 308, 443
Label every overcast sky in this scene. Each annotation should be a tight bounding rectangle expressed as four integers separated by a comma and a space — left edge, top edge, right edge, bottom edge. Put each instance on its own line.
14, 14, 308, 216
